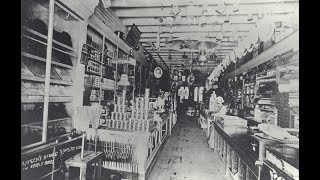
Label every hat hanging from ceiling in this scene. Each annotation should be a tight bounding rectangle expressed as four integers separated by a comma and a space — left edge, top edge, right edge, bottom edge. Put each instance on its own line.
175, 15, 182, 23
246, 42, 254, 53
235, 47, 242, 59
230, 51, 236, 63
170, 4, 182, 17
216, 32, 224, 41
247, 28, 259, 45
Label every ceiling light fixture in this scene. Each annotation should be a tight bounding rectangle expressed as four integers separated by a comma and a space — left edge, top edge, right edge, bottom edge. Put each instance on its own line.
198, 52, 208, 66
118, 74, 131, 86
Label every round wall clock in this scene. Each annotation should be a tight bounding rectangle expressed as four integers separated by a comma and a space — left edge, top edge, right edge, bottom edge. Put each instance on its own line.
154, 67, 163, 79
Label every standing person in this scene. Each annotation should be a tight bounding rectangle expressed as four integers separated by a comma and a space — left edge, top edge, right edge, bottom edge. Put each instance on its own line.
208, 96, 228, 149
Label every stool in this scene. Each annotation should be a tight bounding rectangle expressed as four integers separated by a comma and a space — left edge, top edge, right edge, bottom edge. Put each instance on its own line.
65, 150, 103, 180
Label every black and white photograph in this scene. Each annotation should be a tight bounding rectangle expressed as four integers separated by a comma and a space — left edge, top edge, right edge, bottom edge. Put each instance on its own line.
21, 0, 299, 179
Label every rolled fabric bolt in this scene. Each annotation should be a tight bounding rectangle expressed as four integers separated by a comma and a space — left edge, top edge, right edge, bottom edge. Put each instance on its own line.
141, 98, 144, 110
122, 90, 126, 113
136, 99, 139, 110
145, 89, 150, 109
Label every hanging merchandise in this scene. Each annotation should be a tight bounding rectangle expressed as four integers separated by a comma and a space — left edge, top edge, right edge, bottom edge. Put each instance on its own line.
256, 15, 275, 42
185, 86, 189, 100
178, 86, 183, 103
173, 75, 179, 81
248, 28, 259, 45
230, 51, 236, 63
216, 32, 224, 41
175, 15, 182, 24
187, 74, 195, 85
194, 87, 198, 102
198, 87, 204, 102
182, 75, 186, 82
170, 4, 182, 17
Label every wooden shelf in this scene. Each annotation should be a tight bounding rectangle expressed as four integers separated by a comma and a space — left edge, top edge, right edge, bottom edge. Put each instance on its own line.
86, 43, 102, 52
85, 70, 100, 76
257, 93, 274, 95
21, 52, 73, 69
21, 117, 71, 126
222, 30, 298, 81
256, 74, 276, 80
92, 86, 116, 91
103, 64, 116, 70
22, 26, 74, 52
104, 53, 114, 59
21, 76, 73, 86
21, 96, 73, 103
278, 60, 299, 68
244, 105, 254, 109
256, 68, 276, 76
90, 100, 110, 102
258, 108, 275, 112
257, 78, 276, 83
88, 57, 102, 64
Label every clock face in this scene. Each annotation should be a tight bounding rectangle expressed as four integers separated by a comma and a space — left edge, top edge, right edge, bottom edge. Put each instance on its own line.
154, 67, 163, 78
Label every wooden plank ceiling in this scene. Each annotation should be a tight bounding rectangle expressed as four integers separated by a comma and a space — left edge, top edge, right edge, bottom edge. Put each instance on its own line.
109, 0, 299, 74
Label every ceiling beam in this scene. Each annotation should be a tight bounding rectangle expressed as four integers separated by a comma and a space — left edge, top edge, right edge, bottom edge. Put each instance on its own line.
139, 32, 249, 38
139, 37, 233, 42
109, 0, 298, 8
143, 44, 236, 49
121, 13, 293, 26
112, 3, 297, 18
140, 39, 237, 47
127, 24, 253, 33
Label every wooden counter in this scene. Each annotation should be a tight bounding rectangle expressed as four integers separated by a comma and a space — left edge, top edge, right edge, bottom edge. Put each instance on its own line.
85, 111, 176, 180
204, 114, 298, 180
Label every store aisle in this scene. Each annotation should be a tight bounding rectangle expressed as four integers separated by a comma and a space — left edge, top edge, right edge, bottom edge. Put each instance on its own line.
147, 115, 230, 180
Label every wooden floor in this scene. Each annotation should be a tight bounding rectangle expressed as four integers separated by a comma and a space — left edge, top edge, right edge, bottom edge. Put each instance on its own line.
147, 115, 231, 180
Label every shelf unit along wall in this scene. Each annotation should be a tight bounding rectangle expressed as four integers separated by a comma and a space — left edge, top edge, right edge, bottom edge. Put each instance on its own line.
20, 0, 105, 151
80, 9, 136, 123
20, 0, 94, 149
220, 31, 299, 129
